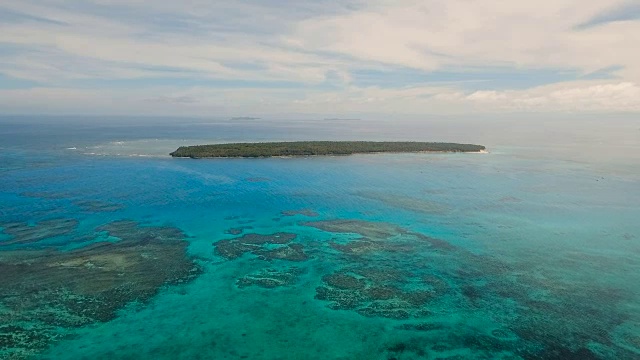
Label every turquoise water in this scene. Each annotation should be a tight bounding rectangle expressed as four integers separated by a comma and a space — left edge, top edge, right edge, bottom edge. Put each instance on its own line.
1, 117, 639, 359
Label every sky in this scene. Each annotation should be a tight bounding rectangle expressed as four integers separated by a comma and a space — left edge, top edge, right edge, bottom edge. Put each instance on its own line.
0, 0, 639, 117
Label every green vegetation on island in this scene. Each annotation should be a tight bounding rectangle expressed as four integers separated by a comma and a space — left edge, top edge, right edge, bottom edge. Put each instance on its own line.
170, 141, 486, 158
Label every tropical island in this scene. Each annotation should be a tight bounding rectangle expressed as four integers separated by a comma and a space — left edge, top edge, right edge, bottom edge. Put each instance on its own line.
170, 141, 486, 158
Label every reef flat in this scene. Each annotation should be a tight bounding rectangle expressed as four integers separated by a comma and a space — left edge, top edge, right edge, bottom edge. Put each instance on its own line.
170, 141, 486, 158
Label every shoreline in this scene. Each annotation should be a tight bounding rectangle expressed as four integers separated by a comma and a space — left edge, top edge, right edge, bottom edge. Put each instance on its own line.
172, 150, 489, 159
170, 141, 487, 159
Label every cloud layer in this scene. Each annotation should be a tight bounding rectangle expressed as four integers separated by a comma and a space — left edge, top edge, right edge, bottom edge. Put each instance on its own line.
0, 0, 638, 116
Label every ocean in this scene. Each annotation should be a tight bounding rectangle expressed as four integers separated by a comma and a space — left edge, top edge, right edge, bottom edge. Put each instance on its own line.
1, 115, 639, 359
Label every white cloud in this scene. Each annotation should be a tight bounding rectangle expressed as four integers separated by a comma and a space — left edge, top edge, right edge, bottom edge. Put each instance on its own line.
281, 80, 640, 114
463, 81, 640, 112
0, 0, 639, 115
0, 1, 359, 85
288, 0, 639, 79
1, 80, 638, 116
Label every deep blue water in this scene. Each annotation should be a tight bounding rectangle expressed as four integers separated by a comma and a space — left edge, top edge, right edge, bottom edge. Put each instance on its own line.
1, 116, 639, 359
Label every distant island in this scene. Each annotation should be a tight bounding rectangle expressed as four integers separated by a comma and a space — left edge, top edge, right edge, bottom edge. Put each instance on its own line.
324, 118, 361, 121
170, 141, 486, 158
229, 117, 260, 121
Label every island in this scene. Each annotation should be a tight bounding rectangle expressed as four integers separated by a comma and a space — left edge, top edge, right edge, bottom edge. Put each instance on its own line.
230, 117, 260, 121
170, 141, 486, 158
324, 118, 361, 121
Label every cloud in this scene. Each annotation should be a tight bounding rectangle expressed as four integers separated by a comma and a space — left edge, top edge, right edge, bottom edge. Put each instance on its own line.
288, 0, 638, 77
1, 80, 638, 116
0, 0, 638, 115
283, 80, 640, 114
462, 81, 640, 112
576, 1, 640, 29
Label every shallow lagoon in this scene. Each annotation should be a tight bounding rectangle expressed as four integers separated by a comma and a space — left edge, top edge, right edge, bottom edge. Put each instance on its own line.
1, 118, 639, 359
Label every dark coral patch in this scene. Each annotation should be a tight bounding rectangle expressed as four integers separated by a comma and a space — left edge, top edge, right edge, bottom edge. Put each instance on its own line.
328, 236, 420, 257
235, 232, 297, 245
422, 275, 449, 296
224, 226, 253, 235
237, 267, 303, 288
363, 286, 399, 300
396, 323, 445, 332
281, 209, 319, 217
303, 219, 404, 239
490, 328, 518, 341
322, 273, 366, 290
315, 286, 366, 310
413, 233, 458, 252
225, 228, 244, 235
74, 200, 124, 213
214, 239, 259, 259
520, 345, 602, 360
0, 220, 201, 359
213, 232, 308, 262
352, 267, 411, 284
255, 244, 309, 262
623, 332, 640, 350
0, 325, 57, 357
308, 219, 457, 259
0, 218, 78, 246
357, 305, 410, 320
315, 268, 435, 319
97, 220, 187, 245
329, 239, 383, 256
401, 290, 433, 307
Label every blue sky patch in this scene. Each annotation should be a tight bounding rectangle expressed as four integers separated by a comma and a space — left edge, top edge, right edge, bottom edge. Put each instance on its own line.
0, 7, 67, 26
0, 73, 40, 89
576, 2, 640, 29
59, 77, 340, 91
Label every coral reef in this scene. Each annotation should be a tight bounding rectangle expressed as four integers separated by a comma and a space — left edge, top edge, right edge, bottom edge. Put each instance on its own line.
351, 267, 411, 284
303, 218, 640, 358
74, 200, 124, 212
304, 220, 458, 319
0, 220, 201, 359
314, 269, 435, 319
396, 322, 445, 332
322, 273, 366, 290
328, 238, 384, 256
255, 244, 309, 262
237, 267, 304, 288
281, 209, 319, 217
362, 285, 399, 300
303, 220, 405, 239
314, 286, 366, 310
224, 226, 253, 235
214, 239, 259, 259
356, 304, 410, 320
237, 232, 296, 245
213, 232, 308, 262
0, 218, 78, 246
